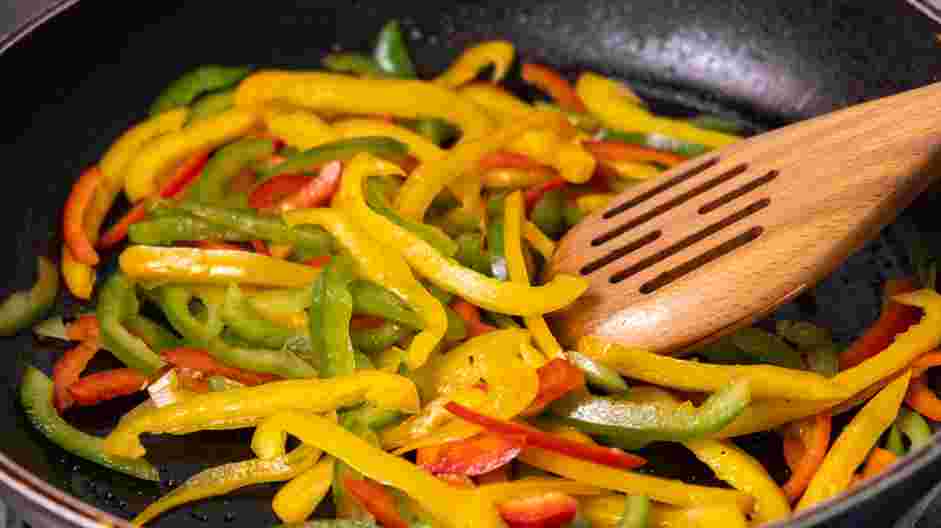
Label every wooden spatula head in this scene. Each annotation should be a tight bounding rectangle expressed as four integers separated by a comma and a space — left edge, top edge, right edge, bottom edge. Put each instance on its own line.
548, 82, 941, 354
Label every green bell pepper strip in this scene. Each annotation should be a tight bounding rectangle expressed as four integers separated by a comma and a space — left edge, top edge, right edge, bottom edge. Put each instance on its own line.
188, 138, 276, 203
374, 20, 417, 78
422, 281, 454, 306
347, 404, 405, 432
365, 177, 458, 258
531, 188, 565, 239
150, 65, 252, 116
690, 115, 747, 135
776, 320, 833, 348
885, 424, 906, 456
334, 412, 382, 518
208, 338, 317, 379
485, 311, 521, 329
569, 350, 629, 394
404, 118, 460, 147
455, 233, 491, 275
258, 137, 409, 183
97, 273, 166, 375
728, 327, 802, 369
123, 314, 182, 353
356, 351, 376, 370
444, 305, 468, 342
187, 89, 235, 124
19, 366, 159, 481
169, 200, 334, 255
549, 379, 752, 450
128, 214, 253, 246
153, 286, 223, 346
322, 52, 387, 77
806, 344, 840, 378
563, 204, 585, 228
0, 256, 58, 336
598, 129, 709, 158
312, 256, 358, 378
487, 217, 508, 280
486, 192, 508, 218
222, 284, 297, 349
897, 409, 933, 450
618, 495, 651, 528
351, 321, 411, 353
207, 375, 244, 392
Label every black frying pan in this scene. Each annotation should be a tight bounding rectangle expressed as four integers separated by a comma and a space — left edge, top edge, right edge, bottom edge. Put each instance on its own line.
2, 1, 941, 526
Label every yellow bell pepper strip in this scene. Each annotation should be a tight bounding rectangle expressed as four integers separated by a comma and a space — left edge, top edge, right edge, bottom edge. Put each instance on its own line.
603, 160, 662, 181
332, 118, 445, 162
482, 167, 556, 188
509, 128, 596, 184
272, 457, 336, 524
395, 112, 564, 220
576, 72, 739, 150
235, 71, 493, 140
282, 208, 447, 370
61, 246, 95, 300
576, 193, 617, 214
518, 447, 753, 513
124, 108, 261, 201
434, 41, 516, 88
523, 220, 556, 260
579, 337, 848, 401
581, 495, 749, 528
0, 256, 58, 336
119, 245, 322, 288
131, 444, 321, 527
504, 191, 564, 359
459, 83, 536, 123
340, 154, 588, 315
796, 371, 912, 511
684, 439, 791, 524
102, 370, 419, 459
263, 106, 339, 150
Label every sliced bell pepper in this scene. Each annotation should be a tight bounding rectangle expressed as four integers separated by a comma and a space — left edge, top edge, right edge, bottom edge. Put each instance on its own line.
128, 214, 253, 245
276, 160, 343, 212
103, 370, 419, 459
584, 140, 686, 168
497, 491, 578, 528
64, 314, 99, 342
323, 51, 388, 77
479, 151, 549, 172
797, 371, 911, 511
567, 351, 628, 394
351, 321, 411, 353
906, 376, 941, 421
333, 118, 446, 163
508, 128, 596, 185
96, 202, 150, 250
435, 41, 515, 88
365, 176, 458, 257
374, 20, 417, 79
249, 174, 314, 210
482, 167, 557, 189
119, 245, 322, 287
576, 73, 740, 149
419, 432, 526, 476
350, 280, 425, 330
188, 89, 235, 124
860, 447, 898, 481
523, 178, 567, 211
340, 154, 588, 316
272, 457, 335, 524
68, 368, 148, 407
262, 107, 338, 151
885, 424, 906, 456
616, 495, 651, 528
780, 413, 832, 503
459, 83, 536, 124
162, 346, 277, 386
840, 277, 921, 369
123, 314, 180, 353
61, 245, 95, 300
896, 408, 933, 449
52, 338, 99, 413
574, 193, 615, 215
283, 207, 447, 370
149, 65, 252, 116
450, 299, 497, 338
258, 136, 408, 182
62, 166, 103, 266
156, 148, 211, 199
96, 272, 166, 375
309, 255, 357, 378
152, 285, 223, 346
530, 188, 566, 239
188, 138, 276, 203
344, 477, 410, 528
524, 359, 586, 416
132, 444, 321, 527
221, 284, 296, 349
0, 256, 58, 336
20, 366, 159, 481
209, 337, 316, 379
522, 63, 587, 113
578, 336, 846, 401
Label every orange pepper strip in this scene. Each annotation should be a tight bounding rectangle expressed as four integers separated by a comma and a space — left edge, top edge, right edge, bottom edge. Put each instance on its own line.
781, 413, 832, 503
479, 151, 552, 172
860, 447, 898, 481
97, 202, 149, 250
52, 337, 100, 413
65, 314, 100, 342
62, 166, 103, 266
521, 63, 587, 113
161, 347, 279, 386
905, 375, 941, 421
840, 277, 920, 370
68, 368, 149, 407
450, 299, 497, 338
344, 477, 410, 528
584, 140, 687, 168
522, 358, 586, 417
911, 350, 941, 377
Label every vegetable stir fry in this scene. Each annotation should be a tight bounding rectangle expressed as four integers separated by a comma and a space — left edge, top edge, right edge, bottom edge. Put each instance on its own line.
9, 19, 941, 528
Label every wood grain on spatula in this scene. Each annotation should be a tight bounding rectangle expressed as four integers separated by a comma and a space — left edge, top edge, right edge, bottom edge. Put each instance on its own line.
548, 82, 941, 354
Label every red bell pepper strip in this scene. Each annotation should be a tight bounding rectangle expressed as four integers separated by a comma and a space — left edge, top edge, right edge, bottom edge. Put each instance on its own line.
839, 277, 920, 370
497, 491, 578, 528
63, 166, 103, 266
275, 160, 343, 213
437, 473, 477, 488
247, 174, 313, 211
450, 299, 497, 337
343, 477, 409, 528
584, 140, 686, 168
523, 358, 586, 417
65, 314, 100, 342
250, 239, 270, 255
161, 347, 279, 386
418, 432, 526, 476
524, 178, 567, 211
475, 464, 510, 485
304, 255, 332, 268
444, 401, 646, 470
52, 337, 100, 413
479, 151, 551, 171
780, 413, 832, 503
68, 368, 149, 407
521, 63, 587, 113
905, 376, 941, 421
98, 202, 149, 250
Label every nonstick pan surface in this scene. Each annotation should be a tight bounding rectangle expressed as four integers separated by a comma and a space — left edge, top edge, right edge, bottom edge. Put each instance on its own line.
2, 1, 941, 526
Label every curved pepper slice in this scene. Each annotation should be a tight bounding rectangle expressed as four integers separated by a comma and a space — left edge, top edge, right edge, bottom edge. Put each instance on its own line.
96, 272, 166, 375
0, 256, 58, 336
258, 136, 408, 183
578, 336, 848, 401
272, 457, 335, 524
283, 208, 447, 370
262, 106, 338, 150
187, 138, 276, 203
132, 444, 321, 527
62, 166, 102, 266
434, 41, 515, 89
119, 245, 322, 287
459, 83, 535, 123
102, 370, 419, 459
208, 338, 316, 380
124, 108, 261, 201
332, 118, 445, 163
374, 20, 417, 78
20, 366, 159, 481
340, 154, 588, 316
797, 371, 911, 511
576, 72, 739, 150
149, 65, 252, 116
234, 71, 492, 141
521, 63, 587, 113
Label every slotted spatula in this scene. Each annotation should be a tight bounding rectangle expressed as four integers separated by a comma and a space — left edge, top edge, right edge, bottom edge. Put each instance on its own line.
548, 81, 941, 354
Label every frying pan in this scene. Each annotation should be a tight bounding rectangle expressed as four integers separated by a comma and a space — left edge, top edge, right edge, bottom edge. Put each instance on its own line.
1, 0, 941, 526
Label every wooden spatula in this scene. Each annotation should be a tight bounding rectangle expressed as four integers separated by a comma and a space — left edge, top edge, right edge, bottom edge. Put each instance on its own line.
548, 82, 941, 354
